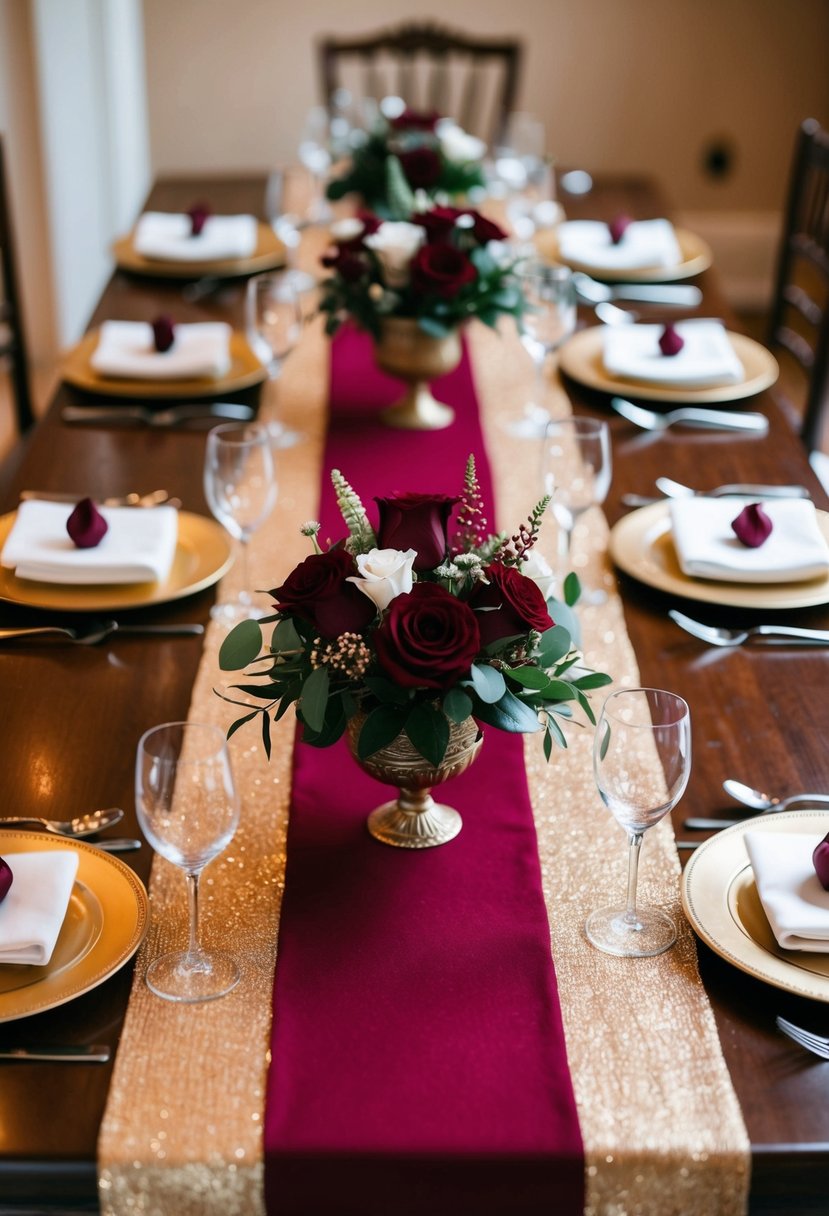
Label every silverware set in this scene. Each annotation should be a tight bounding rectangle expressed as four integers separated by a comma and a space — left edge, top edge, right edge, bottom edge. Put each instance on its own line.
680, 778, 829, 833
0, 620, 204, 645
669, 609, 829, 649
0, 807, 142, 852
776, 1017, 829, 1060
0, 1045, 111, 1063
621, 477, 809, 508
61, 401, 254, 427
612, 396, 768, 434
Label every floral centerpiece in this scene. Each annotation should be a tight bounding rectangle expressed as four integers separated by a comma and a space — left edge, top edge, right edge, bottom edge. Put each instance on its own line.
218, 458, 611, 848
326, 107, 487, 218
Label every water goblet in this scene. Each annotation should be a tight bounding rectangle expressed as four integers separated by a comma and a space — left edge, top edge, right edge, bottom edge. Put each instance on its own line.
264, 168, 318, 296
511, 262, 577, 438
204, 422, 278, 623
541, 416, 611, 597
586, 688, 691, 958
246, 271, 302, 380
136, 722, 241, 1002
297, 104, 333, 224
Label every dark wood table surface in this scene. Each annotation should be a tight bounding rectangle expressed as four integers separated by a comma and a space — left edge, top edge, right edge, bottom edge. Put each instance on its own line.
0, 174, 827, 1214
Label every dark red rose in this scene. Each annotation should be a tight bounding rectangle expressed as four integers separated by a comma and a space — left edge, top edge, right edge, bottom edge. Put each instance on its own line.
731, 502, 773, 549
468, 561, 554, 647
0, 857, 12, 905
152, 315, 176, 352
66, 498, 108, 549
375, 492, 459, 572
374, 583, 481, 689
321, 247, 367, 282
608, 214, 632, 244
187, 202, 211, 236
416, 206, 507, 245
658, 323, 684, 357
389, 108, 440, 132
411, 244, 478, 299
399, 147, 443, 190
272, 548, 376, 639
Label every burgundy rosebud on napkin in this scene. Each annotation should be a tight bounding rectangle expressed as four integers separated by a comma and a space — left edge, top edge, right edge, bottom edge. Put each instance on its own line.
186, 202, 211, 236
152, 314, 176, 352
0, 857, 12, 904
813, 832, 829, 890
731, 502, 773, 548
66, 498, 109, 549
608, 214, 633, 244
658, 323, 685, 356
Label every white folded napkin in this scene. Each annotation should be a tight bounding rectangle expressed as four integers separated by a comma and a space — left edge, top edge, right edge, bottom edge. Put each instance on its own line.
745, 830, 829, 952
0, 851, 79, 965
1, 499, 179, 585
669, 497, 829, 583
557, 218, 682, 270
603, 320, 744, 387
90, 320, 232, 381
133, 211, 258, 261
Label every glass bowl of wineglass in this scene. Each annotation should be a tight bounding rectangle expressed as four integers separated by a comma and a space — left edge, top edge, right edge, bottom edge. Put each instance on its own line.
512, 261, 577, 438
541, 415, 611, 599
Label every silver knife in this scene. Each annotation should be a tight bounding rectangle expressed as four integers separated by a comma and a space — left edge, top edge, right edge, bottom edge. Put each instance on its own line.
61, 402, 254, 427
0, 1045, 111, 1062
605, 284, 703, 305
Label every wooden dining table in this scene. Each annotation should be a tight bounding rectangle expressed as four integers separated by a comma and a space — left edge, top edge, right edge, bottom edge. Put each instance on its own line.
0, 171, 827, 1216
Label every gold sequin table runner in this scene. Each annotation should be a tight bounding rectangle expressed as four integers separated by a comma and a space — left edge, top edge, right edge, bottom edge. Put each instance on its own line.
99, 319, 749, 1215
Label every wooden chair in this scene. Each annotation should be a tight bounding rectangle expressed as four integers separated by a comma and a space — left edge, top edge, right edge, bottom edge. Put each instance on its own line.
767, 118, 829, 452
318, 22, 522, 148
0, 135, 34, 435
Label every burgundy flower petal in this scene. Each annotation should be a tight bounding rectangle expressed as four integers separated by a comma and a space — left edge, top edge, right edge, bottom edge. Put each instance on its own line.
66, 498, 109, 549
187, 202, 211, 236
814, 832, 829, 890
658, 324, 685, 357
152, 315, 176, 353
0, 857, 12, 904
608, 214, 633, 244
731, 502, 773, 548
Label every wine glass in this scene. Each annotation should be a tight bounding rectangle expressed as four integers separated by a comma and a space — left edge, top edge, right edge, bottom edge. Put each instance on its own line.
297, 105, 332, 224
246, 271, 302, 379
586, 688, 691, 958
541, 416, 611, 596
512, 262, 577, 438
264, 169, 317, 296
136, 721, 241, 1002
204, 422, 278, 623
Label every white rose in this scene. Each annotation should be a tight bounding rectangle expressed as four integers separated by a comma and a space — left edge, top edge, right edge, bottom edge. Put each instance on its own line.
347, 547, 417, 611
521, 551, 556, 601
364, 221, 425, 287
330, 217, 365, 242
436, 120, 486, 165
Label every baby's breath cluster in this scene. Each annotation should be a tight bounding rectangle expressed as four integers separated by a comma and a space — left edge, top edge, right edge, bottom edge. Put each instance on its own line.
310, 633, 372, 679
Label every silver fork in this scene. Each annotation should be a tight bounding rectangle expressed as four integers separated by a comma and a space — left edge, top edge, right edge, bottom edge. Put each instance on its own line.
776, 1017, 829, 1059
0, 621, 204, 645
669, 609, 829, 648
611, 397, 769, 434
61, 402, 254, 428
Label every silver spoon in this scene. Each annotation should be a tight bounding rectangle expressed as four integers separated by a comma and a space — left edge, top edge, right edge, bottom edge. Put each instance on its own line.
669, 609, 829, 648
0, 807, 124, 837
684, 780, 829, 831
0, 622, 204, 645
611, 397, 769, 434
656, 476, 809, 500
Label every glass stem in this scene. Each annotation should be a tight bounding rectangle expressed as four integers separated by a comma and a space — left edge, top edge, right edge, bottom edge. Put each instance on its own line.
238, 535, 251, 603
534, 348, 546, 409
624, 832, 644, 928
185, 870, 202, 957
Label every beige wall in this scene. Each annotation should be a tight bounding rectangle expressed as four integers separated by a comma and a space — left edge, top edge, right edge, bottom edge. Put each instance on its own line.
143, 0, 829, 213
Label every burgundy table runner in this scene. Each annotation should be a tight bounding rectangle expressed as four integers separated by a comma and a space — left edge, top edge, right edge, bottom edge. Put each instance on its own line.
263, 328, 584, 1216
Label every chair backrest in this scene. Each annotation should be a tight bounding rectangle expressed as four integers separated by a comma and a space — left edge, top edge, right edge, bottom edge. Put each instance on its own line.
318, 22, 522, 148
0, 134, 34, 435
767, 118, 829, 452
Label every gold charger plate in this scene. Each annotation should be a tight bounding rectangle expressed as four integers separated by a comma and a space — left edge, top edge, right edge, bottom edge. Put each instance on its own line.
0, 831, 148, 1022
681, 810, 829, 1003
558, 325, 779, 404
61, 329, 267, 399
0, 510, 233, 612
112, 221, 285, 278
537, 226, 712, 282
609, 501, 829, 609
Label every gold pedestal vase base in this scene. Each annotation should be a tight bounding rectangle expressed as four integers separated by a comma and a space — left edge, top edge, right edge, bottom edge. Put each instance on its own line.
380, 384, 455, 431
373, 317, 462, 432
367, 789, 462, 849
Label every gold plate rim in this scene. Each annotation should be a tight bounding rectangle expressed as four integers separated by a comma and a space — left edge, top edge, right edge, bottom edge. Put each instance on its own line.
558, 326, 779, 404
0, 831, 149, 1022
61, 329, 268, 399
112, 221, 285, 278
681, 810, 829, 1003
609, 501, 829, 609
0, 509, 233, 612
538, 226, 712, 282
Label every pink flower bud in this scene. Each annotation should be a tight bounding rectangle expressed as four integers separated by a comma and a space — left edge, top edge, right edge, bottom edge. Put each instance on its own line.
66, 498, 108, 549
0, 857, 12, 904
813, 831, 829, 890
731, 502, 773, 548
152, 315, 176, 353
608, 214, 633, 244
187, 202, 211, 236
659, 324, 685, 357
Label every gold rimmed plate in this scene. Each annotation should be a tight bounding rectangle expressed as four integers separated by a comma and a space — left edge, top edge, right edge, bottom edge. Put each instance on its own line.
112, 221, 285, 278
681, 810, 829, 1003
0, 510, 233, 612
537, 226, 712, 282
559, 326, 779, 404
0, 832, 148, 1022
609, 501, 829, 609
61, 329, 267, 399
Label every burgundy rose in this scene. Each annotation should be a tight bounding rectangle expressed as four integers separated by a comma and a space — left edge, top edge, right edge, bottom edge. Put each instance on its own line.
416, 206, 507, 245
321, 247, 368, 282
468, 561, 554, 647
0, 857, 12, 905
410, 244, 478, 299
152, 314, 176, 352
272, 548, 376, 639
399, 147, 443, 190
66, 498, 108, 550
375, 492, 459, 572
187, 202, 211, 236
389, 108, 440, 132
374, 583, 481, 689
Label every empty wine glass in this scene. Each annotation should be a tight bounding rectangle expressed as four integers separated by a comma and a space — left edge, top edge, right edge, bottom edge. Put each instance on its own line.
246, 271, 302, 379
264, 169, 317, 296
586, 688, 691, 957
204, 422, 278, 623
511, 262, 577, 438
136, 722, 241, 1002
297, 105, 332, 224
542, 416, 611, 596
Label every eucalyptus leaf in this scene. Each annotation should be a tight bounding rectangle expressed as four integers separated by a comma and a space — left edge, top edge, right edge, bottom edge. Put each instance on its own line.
505, 665, 553, 691
465, 663, 506, 704
563, 572, 582, 607
300, 666, 330, 733
473, 689, 542, 734
218, 619, 263, 671
273, 618, 303, 654
537, 625, 572, 667
572, 672, 614, 690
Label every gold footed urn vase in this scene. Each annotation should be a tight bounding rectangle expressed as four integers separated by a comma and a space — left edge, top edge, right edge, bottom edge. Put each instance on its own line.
347, 713, 483, 848
373, 317, 462, 431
